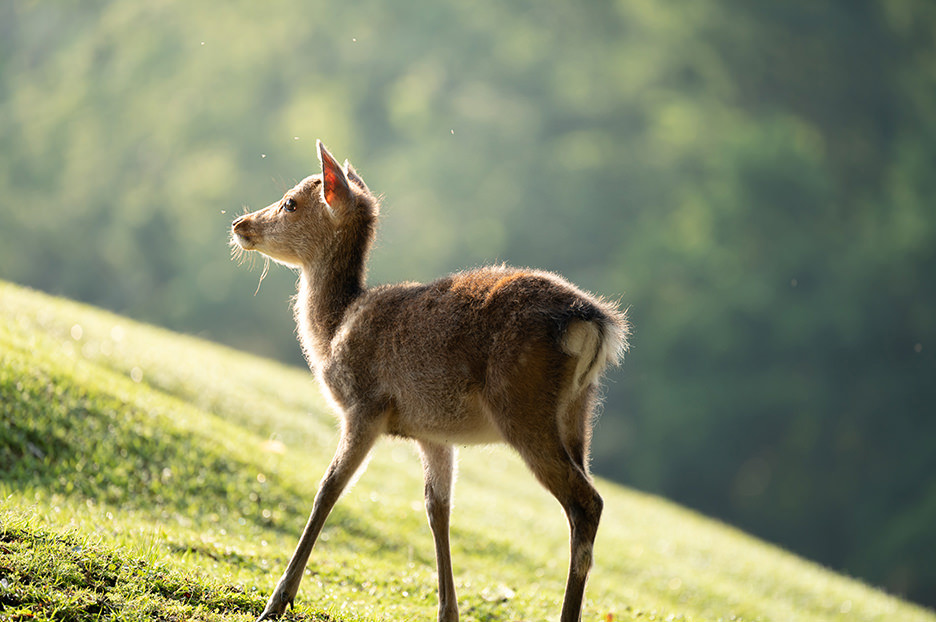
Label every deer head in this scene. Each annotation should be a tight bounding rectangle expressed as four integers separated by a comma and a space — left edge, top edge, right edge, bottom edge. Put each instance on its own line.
231, 141, 376, 269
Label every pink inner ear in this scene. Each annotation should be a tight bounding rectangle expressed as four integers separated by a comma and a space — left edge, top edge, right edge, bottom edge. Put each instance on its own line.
322, 167, 343, 206
321, 154, 351, 207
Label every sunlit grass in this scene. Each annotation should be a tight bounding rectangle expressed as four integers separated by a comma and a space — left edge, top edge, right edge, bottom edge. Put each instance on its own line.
1, 280, 933, 622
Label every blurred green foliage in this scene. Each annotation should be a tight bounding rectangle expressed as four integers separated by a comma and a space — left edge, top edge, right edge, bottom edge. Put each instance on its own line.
1, 0, 934, 608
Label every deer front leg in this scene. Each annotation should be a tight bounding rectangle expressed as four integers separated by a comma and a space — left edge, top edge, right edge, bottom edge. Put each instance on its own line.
257, 418, 381, 621
417, 441, 459, 622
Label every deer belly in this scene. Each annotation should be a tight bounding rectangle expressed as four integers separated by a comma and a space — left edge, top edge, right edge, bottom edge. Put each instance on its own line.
388, 391, 503, 445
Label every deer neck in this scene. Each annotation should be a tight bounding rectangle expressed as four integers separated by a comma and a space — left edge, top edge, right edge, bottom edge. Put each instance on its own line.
296, 249, 366, 366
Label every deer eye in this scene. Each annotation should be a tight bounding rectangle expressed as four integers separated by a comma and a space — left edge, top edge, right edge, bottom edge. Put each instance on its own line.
283, 198, 297, 212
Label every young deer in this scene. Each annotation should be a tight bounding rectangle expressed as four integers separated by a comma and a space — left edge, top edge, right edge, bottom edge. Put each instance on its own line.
231, 141, 629, 622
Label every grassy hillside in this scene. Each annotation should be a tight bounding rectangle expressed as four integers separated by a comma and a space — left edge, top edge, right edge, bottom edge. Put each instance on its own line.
1, 280, 932, 622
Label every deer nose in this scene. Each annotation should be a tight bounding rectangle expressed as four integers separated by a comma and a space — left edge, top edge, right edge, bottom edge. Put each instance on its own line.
232, 215, 254, 242
232, 215, 254, 236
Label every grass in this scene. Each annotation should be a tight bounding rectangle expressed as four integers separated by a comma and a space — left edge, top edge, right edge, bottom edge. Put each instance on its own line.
0, 519, 268, 621
1, 279, 933, 622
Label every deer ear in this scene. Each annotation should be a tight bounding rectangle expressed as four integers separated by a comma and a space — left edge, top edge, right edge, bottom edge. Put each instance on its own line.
317, 140, 352, 213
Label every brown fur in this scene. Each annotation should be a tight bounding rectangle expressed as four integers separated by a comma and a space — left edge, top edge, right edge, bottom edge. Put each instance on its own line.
231, 141, 629, 622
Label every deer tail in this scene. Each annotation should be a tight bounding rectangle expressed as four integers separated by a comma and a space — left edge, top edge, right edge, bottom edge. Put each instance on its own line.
561, 304, 630, 393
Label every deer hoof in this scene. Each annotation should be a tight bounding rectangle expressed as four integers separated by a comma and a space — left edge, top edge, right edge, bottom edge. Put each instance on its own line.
256, 589, 294, 621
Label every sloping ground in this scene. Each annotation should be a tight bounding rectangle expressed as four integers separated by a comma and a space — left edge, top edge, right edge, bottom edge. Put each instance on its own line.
1, 280, 933, 622
0, 520, 273, 622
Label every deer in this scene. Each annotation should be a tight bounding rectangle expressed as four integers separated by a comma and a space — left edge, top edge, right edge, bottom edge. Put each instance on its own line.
230, 140, 629, 622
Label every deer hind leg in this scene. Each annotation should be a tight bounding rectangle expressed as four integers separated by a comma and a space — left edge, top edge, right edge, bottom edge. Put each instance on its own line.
486, 379, 602, 622
519, 433, 602, 622
418, 440, 459, 622
257, 410, 384, 621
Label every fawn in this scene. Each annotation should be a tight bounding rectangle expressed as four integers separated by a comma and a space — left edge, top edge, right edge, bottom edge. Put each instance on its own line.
231, 141, 629, 622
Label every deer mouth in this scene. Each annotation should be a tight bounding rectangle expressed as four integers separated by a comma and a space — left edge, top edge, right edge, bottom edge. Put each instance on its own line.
233, 233, 254, 250
231, 229, 253, 250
